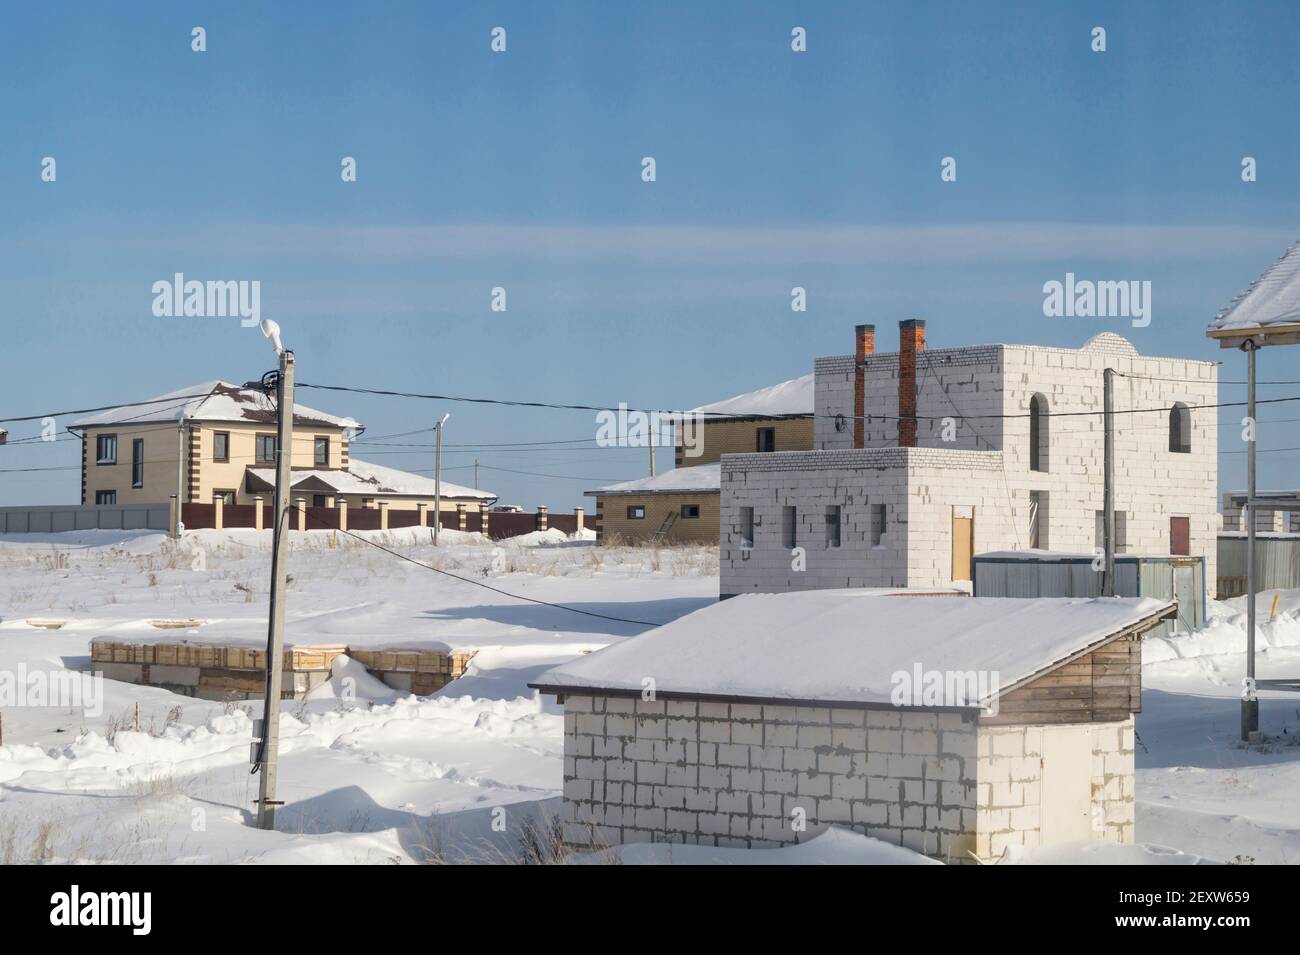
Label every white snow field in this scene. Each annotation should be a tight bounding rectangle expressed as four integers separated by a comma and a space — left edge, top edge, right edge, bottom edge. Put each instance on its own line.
0, 527, 1297, 865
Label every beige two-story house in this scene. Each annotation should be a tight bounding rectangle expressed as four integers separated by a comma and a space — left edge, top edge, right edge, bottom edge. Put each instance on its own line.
588, 374, 814, 545
69, 381, 494, 513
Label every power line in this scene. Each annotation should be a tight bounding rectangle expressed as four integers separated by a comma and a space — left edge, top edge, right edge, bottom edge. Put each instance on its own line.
297, 380, 1300, 423
0, 390, 222, 427
299, 509, 659, 628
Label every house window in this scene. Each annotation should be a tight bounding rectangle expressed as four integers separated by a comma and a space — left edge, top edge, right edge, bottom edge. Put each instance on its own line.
213, 431, 230, 462
95, 490, 116, 505
95, 433, 117, 465
1169, 402, 1192, 453
314, 436, 330, 467
361, 497, 375, 509
1029, 394, 1049, 472
825, 505, 841, 547
781, 506, 797, 549
1095, 510, 1128, 553
313, 494, 329, 508
739, 506, 754, 548
131, 438, 144, 488
627, 505, 646, 520
756, 428, 776, 452
256, 434, 277, 464
680, 504, 700, 519
871, 503, 887, 546
214, 490, 236, 505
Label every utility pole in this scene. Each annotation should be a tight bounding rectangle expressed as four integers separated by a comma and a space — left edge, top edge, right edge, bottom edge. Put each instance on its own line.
176, 421, 187, 537
1102, 367, 1116, 597
1243, 339, 1259, 741
474, 458, 479, 490
433, 413, 449, 545
649, 439, 656, 477
255, 345, 294, 829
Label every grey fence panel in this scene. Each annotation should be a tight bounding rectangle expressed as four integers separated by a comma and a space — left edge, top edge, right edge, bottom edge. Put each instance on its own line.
0, 504, 171, 534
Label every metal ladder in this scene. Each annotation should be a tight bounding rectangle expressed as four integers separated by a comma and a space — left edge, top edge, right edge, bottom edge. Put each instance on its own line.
650, 510, 677, 545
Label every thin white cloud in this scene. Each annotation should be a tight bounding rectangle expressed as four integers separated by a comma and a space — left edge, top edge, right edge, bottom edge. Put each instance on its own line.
192, 222, 1297, 266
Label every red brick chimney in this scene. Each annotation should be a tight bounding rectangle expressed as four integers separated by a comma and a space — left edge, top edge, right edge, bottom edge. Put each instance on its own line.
898, 319, 925, 447
853, 324, 875, 449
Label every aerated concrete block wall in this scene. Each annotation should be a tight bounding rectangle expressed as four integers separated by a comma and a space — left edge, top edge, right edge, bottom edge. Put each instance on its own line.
732, 337, 1218, 594
974, 717, 1135, 859
560, 693, 982, 862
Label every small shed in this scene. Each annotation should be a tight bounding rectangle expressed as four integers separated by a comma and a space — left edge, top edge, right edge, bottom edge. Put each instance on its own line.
531, 592, 1173, 863
972, 550, 1205, 636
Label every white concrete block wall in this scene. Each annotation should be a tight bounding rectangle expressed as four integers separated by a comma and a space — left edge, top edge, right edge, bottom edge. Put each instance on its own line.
560, 694, 980, 860
974, 717, 1134, 860
740, 334, 1218, 592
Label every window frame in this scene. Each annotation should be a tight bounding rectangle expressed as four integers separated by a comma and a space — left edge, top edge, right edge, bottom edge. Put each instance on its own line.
739, 506, 755, 549
95, 490, 117, 505
314, 435, 330, 467
680, 503, 700, 519
756, 427, 777, 453
627, 504, 646, 520
213, 431, 230, 463
131, 438, 144, 488
1029, 393, 1049, 473
95, 433, 118, 465
255, 433, 277, 464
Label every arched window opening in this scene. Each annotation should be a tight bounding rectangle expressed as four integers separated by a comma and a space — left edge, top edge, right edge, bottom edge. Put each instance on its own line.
1169, 402, 1192, 454
1029, 393, 1049, 472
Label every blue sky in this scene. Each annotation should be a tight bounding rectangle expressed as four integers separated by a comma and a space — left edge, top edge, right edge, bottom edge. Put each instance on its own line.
3, 1, 1299, 506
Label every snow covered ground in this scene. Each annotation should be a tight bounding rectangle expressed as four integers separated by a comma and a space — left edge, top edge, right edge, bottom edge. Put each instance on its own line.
0, 527, 1297, 864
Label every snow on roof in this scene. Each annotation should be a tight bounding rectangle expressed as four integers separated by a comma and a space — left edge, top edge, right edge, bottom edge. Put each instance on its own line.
587, 463, 720, 497
69, 381, 362, 431
688, 373, 814, 418
532, 592, 1173, 707
246, 457, 494, 500
1211, 240, 1300, 332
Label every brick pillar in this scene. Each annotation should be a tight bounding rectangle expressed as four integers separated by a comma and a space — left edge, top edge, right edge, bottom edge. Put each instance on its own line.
537, 506, 548, 531
575, 507, 585, 532
853, 323, 875, 449
378, 501, 389, 530
337, 498, 348, 532
212, 494, 224, 530
253, 496, 264, 531
295, 498, 306, 531
480, 507, 490, 535
417, 502, 428, 527
898, 319, 925, 448
457, 502, 467, 531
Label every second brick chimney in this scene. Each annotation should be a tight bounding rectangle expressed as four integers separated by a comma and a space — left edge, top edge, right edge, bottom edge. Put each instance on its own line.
898, 319, 925, 447
853, 324, 875, 449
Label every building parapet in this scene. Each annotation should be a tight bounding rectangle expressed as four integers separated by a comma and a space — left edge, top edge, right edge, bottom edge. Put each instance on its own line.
720, 446, 1005, 473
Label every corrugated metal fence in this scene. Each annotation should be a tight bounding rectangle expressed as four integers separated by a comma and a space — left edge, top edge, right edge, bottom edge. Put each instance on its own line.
0, 503, 171, 534
1216, 533, 1300, 597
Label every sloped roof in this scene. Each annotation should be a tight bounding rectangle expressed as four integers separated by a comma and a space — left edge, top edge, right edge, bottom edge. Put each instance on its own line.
246, 457, 494, 501
1210, 240, 1300, 332
689, 373, 814, 418
532, 592, 1173, 708
587, 463, 720, 497
69, 381, 362, 431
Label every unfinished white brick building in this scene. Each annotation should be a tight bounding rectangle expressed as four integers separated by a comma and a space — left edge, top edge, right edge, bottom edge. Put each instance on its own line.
721, 322, 1217, 596
532, 592, 1166, 862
